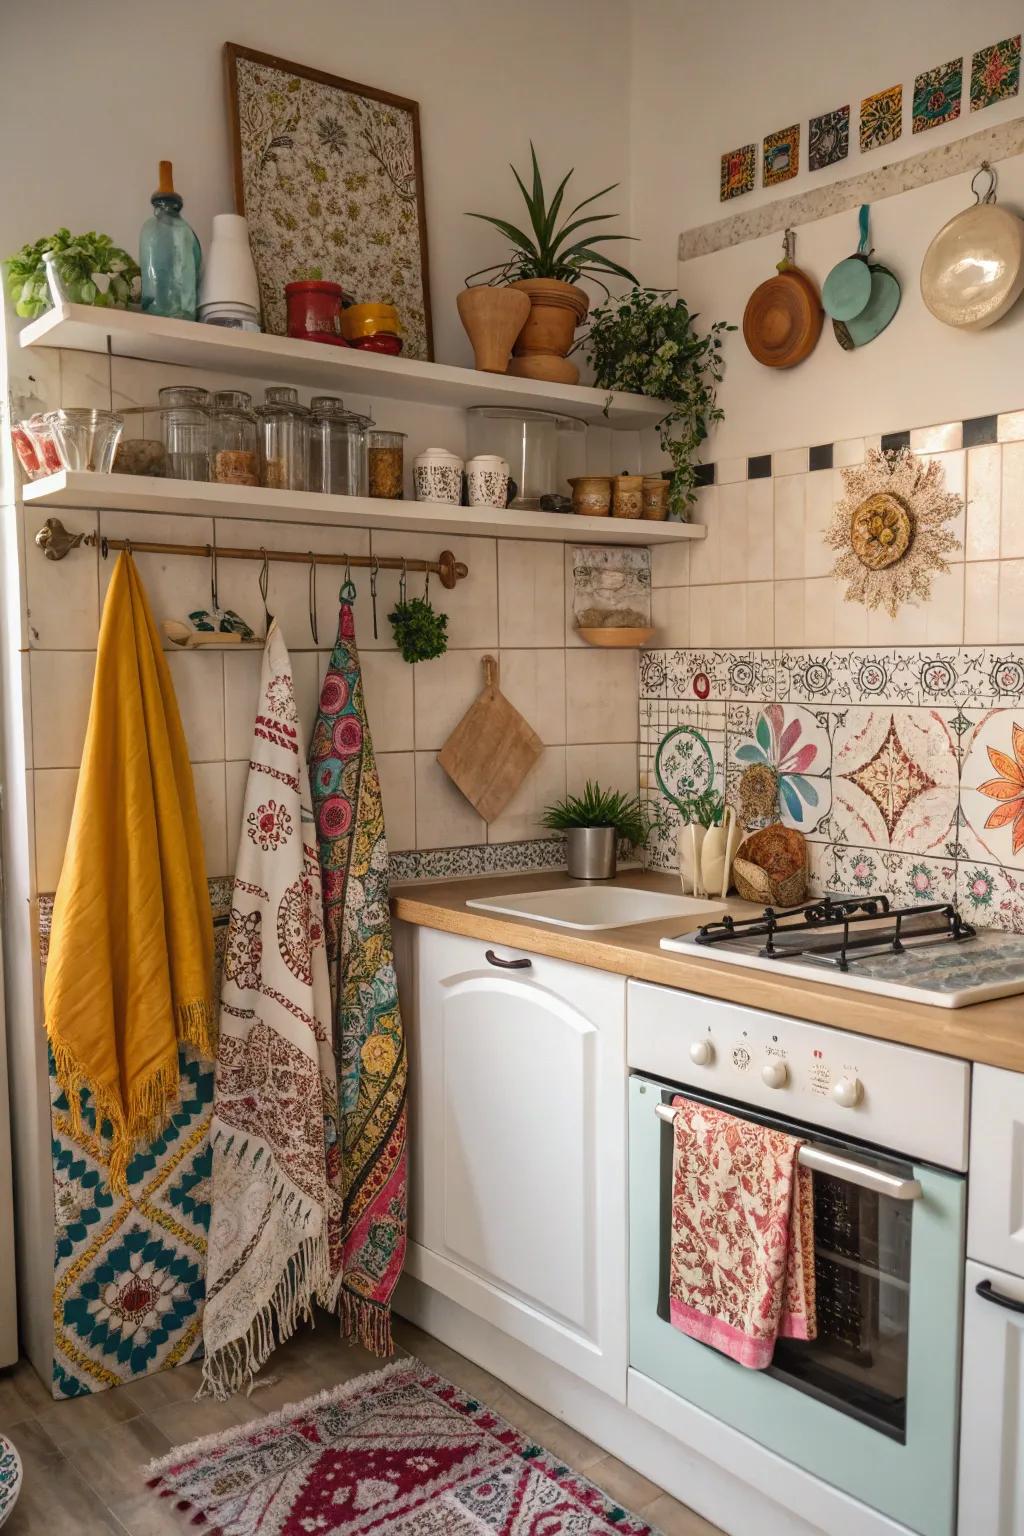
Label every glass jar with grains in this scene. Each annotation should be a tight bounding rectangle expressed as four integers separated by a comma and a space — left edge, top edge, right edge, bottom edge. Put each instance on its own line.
210, 390, 259, 485
159, 385, 210, 480
367, 429, 406, 499
256, 386, 310, 491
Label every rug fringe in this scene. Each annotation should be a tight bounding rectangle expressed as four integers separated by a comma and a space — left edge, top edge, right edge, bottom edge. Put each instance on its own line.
339, 1288, 395, 1358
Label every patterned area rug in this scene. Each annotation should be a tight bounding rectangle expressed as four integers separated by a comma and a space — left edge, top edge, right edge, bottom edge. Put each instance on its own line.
146, 1358, 660, 1533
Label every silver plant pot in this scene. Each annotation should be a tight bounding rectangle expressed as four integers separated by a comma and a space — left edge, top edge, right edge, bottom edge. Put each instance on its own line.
565, 826, 617, 880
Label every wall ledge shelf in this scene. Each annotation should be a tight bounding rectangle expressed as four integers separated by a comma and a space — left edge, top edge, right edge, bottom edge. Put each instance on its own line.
18, 303, 671, 429
21, 472, 706, 546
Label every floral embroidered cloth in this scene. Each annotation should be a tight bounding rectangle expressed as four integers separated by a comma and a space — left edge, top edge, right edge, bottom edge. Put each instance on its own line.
310, 598, 408, 1356
202, 622, 342, 1398
668, 1097, 816, 1369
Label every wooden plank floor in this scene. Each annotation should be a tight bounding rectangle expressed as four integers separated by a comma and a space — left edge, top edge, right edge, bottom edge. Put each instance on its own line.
0, 1317, 724, 1535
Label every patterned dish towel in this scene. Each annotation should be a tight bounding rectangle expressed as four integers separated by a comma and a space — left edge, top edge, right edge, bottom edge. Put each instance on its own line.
668, 1096, 816, 1369
311, 596, 408, 1356
202, 622, 342, 1398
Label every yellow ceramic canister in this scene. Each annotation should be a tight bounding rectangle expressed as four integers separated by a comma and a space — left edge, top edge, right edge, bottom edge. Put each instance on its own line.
340, 302, 403, 341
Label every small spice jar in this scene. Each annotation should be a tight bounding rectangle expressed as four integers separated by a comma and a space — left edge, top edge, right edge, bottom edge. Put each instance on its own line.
211, 390, 259, 485
367, 430, 406, 499
309, 395, 366, 496
641, 475, 670, 520
159, 386, 211, 481
568, 475, 613, 517
612, 473, 643, 518
257, 386, 310, 492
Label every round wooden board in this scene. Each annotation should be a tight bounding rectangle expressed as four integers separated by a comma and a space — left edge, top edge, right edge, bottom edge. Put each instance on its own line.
742, 267, 823, 368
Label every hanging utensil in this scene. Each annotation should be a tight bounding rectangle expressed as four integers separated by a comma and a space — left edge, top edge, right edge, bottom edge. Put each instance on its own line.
824, 204, 901, 350
823, 204, 874, 321
920, 162, 1024, 330
308, 551, 318, 644
436, 655, 542, 822
742, 229, 823, 369
370, 556, 379, 639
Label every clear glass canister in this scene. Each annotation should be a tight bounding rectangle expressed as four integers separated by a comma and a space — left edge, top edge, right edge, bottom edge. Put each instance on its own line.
309, 395, 365, 497
211, 390, 258, 485
257, 386, 309, 491
367, 430, 406, 499
159, 385, 210, 480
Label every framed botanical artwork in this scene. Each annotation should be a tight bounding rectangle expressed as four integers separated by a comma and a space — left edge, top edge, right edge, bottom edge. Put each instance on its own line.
224, 43, 433, 359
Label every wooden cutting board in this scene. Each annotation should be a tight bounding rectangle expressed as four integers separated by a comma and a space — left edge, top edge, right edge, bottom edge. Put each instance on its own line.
437, 655, 543, 822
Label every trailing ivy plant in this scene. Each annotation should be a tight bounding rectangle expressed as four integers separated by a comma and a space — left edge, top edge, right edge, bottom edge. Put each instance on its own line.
4, 229, 139, 318
388, 597, 448, 664
582, 288, 734, 517
542, 780, 649, 847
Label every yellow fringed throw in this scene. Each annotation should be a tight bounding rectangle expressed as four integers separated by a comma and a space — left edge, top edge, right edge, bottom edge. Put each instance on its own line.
44, 552, 214, 1193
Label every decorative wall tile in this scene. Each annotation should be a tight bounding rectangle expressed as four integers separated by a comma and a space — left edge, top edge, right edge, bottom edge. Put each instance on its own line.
913, 58, 963, 133
721, 144, 756, 201
829, 845, 956, 904
730, 702, 832, 835
957, 860, 1024, 930
959, 710, 1024, 870
910, 421, 963, 453
389, 843, 486, 884
763, 126, 799, 186
780, 649, 852, 705
860, 85, 903, 151
830, 708, 959, 853
970, 36, 1021, 111
809, 106, 850, 170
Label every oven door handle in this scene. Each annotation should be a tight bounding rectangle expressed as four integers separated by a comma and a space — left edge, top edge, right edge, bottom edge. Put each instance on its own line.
653, 1104, 923, 1200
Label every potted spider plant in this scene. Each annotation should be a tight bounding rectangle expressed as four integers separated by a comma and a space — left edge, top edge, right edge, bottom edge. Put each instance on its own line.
464, 145, 638, 385
542, 780, 648, 880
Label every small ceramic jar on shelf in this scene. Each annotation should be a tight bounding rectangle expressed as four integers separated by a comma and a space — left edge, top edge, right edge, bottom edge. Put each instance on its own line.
568, 475, 612, 516
641, 475, 670, 520
466, 454, 510, 508
414, 447, 464, 504
612, 473, 643, 518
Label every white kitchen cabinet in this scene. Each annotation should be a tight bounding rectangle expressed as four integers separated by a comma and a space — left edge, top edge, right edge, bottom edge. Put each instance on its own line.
406, 927, 628, 1399
968, 1066, 1024, 1279
958, 1259, 1024, 1534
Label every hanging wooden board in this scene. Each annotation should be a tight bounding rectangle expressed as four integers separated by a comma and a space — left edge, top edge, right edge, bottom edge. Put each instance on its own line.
437, 655, 542, 822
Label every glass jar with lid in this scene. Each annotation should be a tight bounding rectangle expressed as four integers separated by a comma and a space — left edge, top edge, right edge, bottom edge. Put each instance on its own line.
211, 390, 259, 485
159, 385, 210, 481
309, 395, 365, 497
367, 430, 406, 500
256, 386, 310, 491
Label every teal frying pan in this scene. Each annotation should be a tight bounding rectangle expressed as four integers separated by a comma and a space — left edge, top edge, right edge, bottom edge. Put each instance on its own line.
833, 261, 901, 349
823, 205, 873, 321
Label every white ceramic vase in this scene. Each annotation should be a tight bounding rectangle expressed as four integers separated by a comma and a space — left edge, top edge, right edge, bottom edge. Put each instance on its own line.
199, 213, 260, 328
413, 447, 464, 504
466, 453, 510, 508
700, 805, 740, 898
678, 822, 707, 897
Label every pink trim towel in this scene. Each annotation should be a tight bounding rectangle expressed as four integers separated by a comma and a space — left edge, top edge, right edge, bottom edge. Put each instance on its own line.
668, 1096, 817, 1369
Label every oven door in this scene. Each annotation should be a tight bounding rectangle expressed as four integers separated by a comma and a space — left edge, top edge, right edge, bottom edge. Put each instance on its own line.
628, 1073, 965, 1536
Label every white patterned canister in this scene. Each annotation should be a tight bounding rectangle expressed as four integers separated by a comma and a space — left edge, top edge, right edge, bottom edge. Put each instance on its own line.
413, 446, 464, 505
466, 454, 510, 508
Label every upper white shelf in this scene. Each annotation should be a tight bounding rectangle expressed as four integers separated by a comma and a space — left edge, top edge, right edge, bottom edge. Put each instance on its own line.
21, 471, 706, 546
19, 303, 670, 429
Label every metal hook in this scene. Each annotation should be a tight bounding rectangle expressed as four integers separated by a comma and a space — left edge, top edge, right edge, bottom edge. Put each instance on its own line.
339, 553, 356, 604
123, 536, 133, 558
972, 161, 997, 204
423, 565, 431, 603
308, 552, 318, 644
399, 557, 408, 607
209, 543, 219, 612
259, 547, 272, 632
370, 556, 380, 640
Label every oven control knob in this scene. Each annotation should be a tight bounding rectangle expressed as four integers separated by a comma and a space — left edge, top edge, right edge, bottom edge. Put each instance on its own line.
833, 1076, 863, 1108
761, 1060, 788, 1089
689, 1039, 714, 1066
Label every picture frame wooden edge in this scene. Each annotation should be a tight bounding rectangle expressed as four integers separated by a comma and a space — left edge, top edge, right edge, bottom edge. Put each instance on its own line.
222, 40, 435, 361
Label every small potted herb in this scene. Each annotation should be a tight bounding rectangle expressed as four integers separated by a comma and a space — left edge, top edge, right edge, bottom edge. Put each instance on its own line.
542, 780, 648, 880
4, 229, 140, 319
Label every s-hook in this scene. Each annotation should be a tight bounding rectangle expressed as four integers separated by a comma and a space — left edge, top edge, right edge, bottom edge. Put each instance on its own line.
370, 556, 380, 640
972, 161, 998, 204
308, 551, 318, 644
399, 558, 408, 607
258, 547, 273, 632
339, 554, 356, 605
210, 543, 219, 612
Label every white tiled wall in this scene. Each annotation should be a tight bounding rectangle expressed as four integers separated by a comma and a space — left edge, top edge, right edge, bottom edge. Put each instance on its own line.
21, 347, 641, 891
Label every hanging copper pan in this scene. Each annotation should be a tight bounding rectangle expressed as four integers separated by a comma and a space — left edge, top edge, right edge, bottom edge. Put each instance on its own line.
743, 229, 823, 368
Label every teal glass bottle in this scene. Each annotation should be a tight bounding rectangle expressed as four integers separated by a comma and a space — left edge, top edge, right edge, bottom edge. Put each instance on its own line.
140, 160, 200, 320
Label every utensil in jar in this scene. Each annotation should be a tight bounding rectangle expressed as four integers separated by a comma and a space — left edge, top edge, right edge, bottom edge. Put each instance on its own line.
920, 162, 1024, 330
742, 229, 823, 369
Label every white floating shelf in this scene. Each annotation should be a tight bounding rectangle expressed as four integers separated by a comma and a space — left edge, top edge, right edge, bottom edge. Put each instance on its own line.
19, 303, 670, 429
22, 472, 705, 546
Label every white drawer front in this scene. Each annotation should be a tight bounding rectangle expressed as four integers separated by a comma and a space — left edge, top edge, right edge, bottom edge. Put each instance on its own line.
959, 1259, 1024, 1535
968, 1065, 1024, 1277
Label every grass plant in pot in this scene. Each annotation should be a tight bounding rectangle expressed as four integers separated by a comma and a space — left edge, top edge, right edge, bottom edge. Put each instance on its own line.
465, 145, 638, 386
543, 780, 648, 880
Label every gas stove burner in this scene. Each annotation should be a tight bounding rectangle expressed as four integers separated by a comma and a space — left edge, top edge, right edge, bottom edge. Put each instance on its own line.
693, 895, 976, 972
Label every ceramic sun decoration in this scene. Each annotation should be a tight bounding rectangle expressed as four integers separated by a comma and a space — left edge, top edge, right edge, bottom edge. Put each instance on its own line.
825, 445, 963, 617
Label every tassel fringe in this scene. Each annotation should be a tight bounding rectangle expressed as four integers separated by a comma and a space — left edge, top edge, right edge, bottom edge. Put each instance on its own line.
339, 1287, 395, 1358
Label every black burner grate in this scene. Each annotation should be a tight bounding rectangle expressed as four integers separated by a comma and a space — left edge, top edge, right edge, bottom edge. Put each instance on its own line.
692, 896, 976, 972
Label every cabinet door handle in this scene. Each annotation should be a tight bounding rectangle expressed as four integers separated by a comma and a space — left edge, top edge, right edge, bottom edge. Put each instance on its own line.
976, 1279, 1024, 1315
484, 949, 532, 970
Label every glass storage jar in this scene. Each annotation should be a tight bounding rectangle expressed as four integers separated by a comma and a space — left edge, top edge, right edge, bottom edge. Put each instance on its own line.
257, 386, 310, 491
367, 430, 406, 499
211, 390, 259, 485
309, 396, 366, 496
159, 385, 210, 480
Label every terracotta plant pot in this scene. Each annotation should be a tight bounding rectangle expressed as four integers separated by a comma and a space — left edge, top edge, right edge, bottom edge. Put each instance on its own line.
457, 286, 531, 374
507, 278, 589, 385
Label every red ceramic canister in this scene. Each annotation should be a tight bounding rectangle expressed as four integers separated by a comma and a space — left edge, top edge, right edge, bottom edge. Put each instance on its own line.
284, 280, 348, 345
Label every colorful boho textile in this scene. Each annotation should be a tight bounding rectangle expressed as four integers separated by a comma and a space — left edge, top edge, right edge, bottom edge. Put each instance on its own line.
44, 553, 213, 1195
668, 1097, 816, 1369
310, 599, 407, 1355
203, 623, 342, 1397
147, 1357, 658, 1534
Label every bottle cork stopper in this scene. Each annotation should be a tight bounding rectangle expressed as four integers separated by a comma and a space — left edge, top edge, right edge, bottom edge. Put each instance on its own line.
157, 161, 175, 196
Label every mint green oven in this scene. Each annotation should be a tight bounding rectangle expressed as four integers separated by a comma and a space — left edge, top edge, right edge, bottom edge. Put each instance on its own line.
628, 1073, 965, 1536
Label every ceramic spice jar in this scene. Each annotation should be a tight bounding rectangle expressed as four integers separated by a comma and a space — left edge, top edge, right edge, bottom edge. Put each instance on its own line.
642, 475, 670, 520
613, 473, 643, 518
466, 453, 510, 508
568, 475, 613, 516
414, 447, 464, 504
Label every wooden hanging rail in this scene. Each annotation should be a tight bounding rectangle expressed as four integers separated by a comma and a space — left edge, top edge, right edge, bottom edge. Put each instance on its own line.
33, 517, 469, 588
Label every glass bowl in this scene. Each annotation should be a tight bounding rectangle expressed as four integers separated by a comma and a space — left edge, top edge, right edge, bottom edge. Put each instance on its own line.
43, 408, 124, 473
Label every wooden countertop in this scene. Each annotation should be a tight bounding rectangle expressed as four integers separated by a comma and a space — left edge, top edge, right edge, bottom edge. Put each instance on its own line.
391, 868, 1024, 1073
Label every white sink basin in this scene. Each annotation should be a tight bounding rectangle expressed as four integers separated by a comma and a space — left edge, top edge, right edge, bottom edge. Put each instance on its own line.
465, 885, 725, 931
